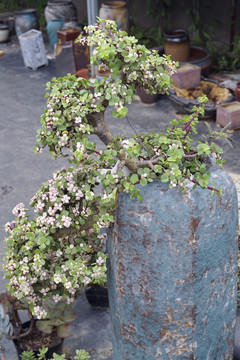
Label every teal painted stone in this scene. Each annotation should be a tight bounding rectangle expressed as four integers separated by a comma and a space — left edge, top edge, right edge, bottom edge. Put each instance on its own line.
107, 165, 238, 359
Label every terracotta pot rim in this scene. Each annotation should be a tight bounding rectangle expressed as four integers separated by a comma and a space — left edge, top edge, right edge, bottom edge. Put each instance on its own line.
102, 1, 126, 8
158, 45, 210, 64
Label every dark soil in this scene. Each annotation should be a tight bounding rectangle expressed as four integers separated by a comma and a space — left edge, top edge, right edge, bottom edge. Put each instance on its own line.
15, 325, 62, 351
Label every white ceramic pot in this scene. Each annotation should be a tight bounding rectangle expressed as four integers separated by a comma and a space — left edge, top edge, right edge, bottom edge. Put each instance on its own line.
0, 25, 9, 42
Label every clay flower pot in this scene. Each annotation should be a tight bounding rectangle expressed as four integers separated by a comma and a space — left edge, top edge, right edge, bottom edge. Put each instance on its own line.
136, 88, 159, 104
164, 29, 190, 62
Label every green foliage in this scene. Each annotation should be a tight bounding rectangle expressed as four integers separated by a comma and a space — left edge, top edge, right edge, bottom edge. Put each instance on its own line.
20, 347, 48, 360
0, 0, 48, 27
186, 1, 240, 72
204, 35, 240, 73
36, 299, 76, 338
129, 0, 174, 48
74, 350, 90, 360
129, 24, 164, 49
0, 0, 22, 12
20, 348, 90, 360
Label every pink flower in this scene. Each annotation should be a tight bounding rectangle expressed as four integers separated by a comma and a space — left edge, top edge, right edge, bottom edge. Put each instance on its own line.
36, 200, 45, 212
12, 203, 25, 218
75, 190, 83, 200
48, 207, 55, 216
54, 203, 62, 212
62, 195, 70, 204
62, 215, 72, 227
4, 222, 13, 233
49, 186, 58, 202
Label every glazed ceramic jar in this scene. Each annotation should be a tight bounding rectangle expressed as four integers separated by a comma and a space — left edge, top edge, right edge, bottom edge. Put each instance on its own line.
47, 19, 64, 52
99, 1, 129, 33
44, 0, 77, 24
164, 29, 190, 62
15, 9, 39, 37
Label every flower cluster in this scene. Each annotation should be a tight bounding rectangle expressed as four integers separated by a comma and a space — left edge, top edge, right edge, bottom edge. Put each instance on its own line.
81, 19, 175, 95
35, 19, 176, 159
4, 163, 112, 319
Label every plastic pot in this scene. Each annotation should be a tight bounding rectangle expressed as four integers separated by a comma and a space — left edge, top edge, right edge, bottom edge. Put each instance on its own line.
13, 321, 64, 359
85, 286, 109, 308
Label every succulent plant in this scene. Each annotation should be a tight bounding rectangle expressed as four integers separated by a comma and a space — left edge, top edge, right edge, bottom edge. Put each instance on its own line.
20, 347, 90, 360
74, 350, 90, 360
36, 298, 76, 338
20, 347, 48, 360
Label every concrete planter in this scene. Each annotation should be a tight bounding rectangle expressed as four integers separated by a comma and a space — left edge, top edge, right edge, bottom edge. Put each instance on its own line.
171, 64, 201, 89
19, 29, 48, 70
216, 102, 240, 130
107, 165, 238, 359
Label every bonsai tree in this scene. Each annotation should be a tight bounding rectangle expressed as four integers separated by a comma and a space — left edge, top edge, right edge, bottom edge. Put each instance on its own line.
2, 18, 229, 350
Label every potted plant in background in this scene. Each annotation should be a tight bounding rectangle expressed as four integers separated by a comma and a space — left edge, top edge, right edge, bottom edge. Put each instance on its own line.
2, 18, 238, 359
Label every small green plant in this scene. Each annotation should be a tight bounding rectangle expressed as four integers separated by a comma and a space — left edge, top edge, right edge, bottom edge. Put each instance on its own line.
186, 1, 240, 72
129, 0, 173, 48
20, 347, 48, 360
74, 350, 90, 360
206, 35, 240, 73
20, 348, 90, 360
